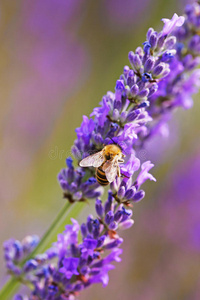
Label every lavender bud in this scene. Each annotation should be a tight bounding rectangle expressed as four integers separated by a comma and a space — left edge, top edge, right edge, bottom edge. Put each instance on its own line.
104, 192, 113, 214
120, 111, 128, 123
109, 221, 118, 230
135, 46, 144, 57
87, 177, 97, 185
138, 80, 145, 90
147, 27, 154, 40
59, 180, 68, 190
149, 83, 158, 97
71, 145, 82, 160
119, 219, 134, 230
73, 191, 82, 201
46, 248, 57, 259
161, 68, 170, 78
97, 235, 106, 248
157, 34, 165, 49
125, 187, 136, 200
144, 57, 155, 72
13, 241, 23, 261
9, 264, 21, 276
86, 216, 93, 233
23, 259, 38, 272
153, 63, 165, 76
143, 42, 151, 54
133, 190, 145, 202
121, 207, 132, 222
137, 88, 149, 99
66, 157, 73, 168
161, 50, 175, 62
92, 219, 100, 239
114, 99, 122, 110
67, 168, 75, 182
138, 101, 149, 108
6, 261, 18, 274
104, 238, 123, 250
105, 211, 114, 225
126, 111, 137, 123
128, 51, 134, 63
113, 109, 119, 121
110, 180, 118, 193
153, 63, 169, 78
128, 69, 135, 77
130, 84, 139, 97
125, 85, 131, 98
83, 238, 97, 250
95, 199, 104, 217
115, 80, 125, 92
104, 201, 111, 216
149, 33, 157, 49
164, 36, 176, 49
70, 182, 77, 193
114, 210, 123, 222
123, 65, 130, 76
129, 53, 142, 70
93, 133, 103, 145
81, 223, 87, 238
127, 73, 135, 88
22, 235, 40, 252
74, 284, 83, 292
117, 186, 126, 198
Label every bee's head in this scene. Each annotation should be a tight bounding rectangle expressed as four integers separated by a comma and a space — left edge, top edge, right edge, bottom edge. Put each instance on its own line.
103, 144, 123, 160
103, 137, 126, 158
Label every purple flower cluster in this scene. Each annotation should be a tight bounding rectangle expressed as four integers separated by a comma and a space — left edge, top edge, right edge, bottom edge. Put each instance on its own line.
6, 162, 154, 300
58, 11, 184, 200
139, 2, 200, 144
58, 157, 103, 203
3, 3, 200, 300
110, 161, 156, 205
4, 235, 40, 277
10, 200, 129, 299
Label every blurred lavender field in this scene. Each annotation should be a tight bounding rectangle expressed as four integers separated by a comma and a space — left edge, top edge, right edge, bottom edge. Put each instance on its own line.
1, 0, 200, 299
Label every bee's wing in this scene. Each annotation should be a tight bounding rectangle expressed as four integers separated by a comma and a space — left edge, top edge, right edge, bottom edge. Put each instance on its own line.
102, 159, 119, 183
79, 151, 104, 168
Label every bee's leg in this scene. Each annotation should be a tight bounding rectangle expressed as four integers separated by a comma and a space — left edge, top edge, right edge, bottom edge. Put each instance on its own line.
118, 159, 124, 163
117, 166, 121, 177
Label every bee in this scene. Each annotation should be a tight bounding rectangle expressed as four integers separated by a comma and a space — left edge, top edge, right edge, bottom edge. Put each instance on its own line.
79, 144, 125, 185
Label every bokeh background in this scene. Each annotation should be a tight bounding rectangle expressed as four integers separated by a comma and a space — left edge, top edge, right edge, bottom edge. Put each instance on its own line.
1, 0, 200, 299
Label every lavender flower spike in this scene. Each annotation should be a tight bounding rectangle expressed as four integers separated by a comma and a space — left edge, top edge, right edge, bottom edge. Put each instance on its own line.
3, 156, 154, 299
2, 2, 200, 300
5, 194, 128, 299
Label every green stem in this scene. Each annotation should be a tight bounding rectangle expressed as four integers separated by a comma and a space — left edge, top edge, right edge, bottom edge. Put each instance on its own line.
0, 277, 20, 300
0, 200, 86, 299
24, 201, 71, 259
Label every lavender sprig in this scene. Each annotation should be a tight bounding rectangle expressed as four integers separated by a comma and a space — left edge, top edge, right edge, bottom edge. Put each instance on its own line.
137, 3, 200, 146
58, 11, 183, 202
6, 161, 153, 300
2, 3, 200, 300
